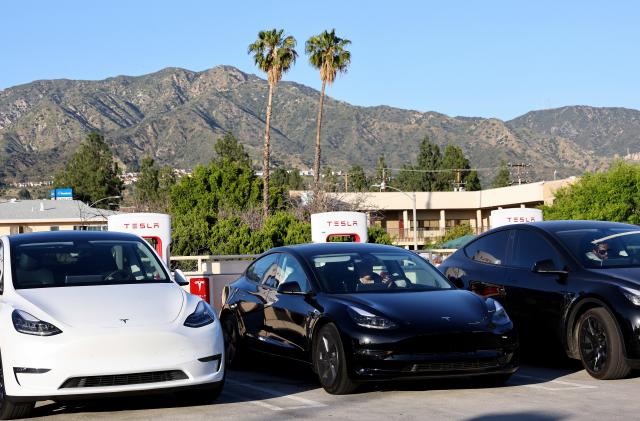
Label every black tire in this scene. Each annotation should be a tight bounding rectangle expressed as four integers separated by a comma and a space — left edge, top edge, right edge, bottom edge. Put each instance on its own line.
221, 313, 244, 368
0, 353, 34, 420
313, 324, 357, 395
577, 307, 631, 380
175, 379, 224, 405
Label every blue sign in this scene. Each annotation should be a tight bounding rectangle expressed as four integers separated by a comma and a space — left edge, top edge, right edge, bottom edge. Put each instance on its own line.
50, 188, 73, 200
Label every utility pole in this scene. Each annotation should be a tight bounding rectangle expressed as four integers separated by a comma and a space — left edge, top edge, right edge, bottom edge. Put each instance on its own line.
507, 162, 531, 185
453, 169, 465, 191
344, 172, 349, 192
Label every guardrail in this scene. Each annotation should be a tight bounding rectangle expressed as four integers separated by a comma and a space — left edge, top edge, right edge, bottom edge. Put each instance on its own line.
170, 254, 257, 310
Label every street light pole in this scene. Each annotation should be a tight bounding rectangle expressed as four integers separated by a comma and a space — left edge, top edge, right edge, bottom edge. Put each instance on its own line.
373, 183, 418, 251
411, 191, 417, 251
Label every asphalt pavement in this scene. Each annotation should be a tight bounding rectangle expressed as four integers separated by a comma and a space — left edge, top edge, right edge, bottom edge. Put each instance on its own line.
30, 355, 639, 420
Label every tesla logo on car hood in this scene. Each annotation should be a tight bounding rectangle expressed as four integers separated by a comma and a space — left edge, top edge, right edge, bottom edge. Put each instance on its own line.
120, 318, 129, 324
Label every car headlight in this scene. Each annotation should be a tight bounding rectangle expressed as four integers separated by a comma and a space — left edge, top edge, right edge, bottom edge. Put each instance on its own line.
184, 301, 216, 328
12, 310, 62, 336
347, 306, 397, 330
486, 298, 511, 325
621, 287, 640, 306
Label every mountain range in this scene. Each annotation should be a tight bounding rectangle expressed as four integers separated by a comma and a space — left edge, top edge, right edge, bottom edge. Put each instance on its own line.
1, 65, 639, 184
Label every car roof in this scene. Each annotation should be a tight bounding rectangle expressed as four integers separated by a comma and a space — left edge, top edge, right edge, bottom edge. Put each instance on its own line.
502, 220, 639, 233
267, 242, 408, 258
6, 230, 142, 246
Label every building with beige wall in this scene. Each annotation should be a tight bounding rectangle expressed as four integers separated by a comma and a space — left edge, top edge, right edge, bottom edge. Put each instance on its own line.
314, 178, 575, 249
0, 200, 116, 235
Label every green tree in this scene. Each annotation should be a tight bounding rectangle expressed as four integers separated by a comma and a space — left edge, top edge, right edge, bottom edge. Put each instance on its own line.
248, 29, 298, 218
367, 225, 393, 245
438, 145, 471, 191
492, 161, 511, 188
394, 164, 421, 192
17, 188, 31, 200
134, 157, 160, 210
306, 29, 351, 191
322, 167, 339, 192
542, 161, 640, 223
54, 131, 123, 208
440, 223, 474, 245
134, 157, 176, 212
374, 155, 389, 188
348, 165, 368, 192
465, 170, 482, 191
169, 160, 262, 256
417, 136, 443, 191
271, 167, 304, 191
208, 217, 254, 255
394, 136, 443, 192
249, 211, 312, 252
213, 131, 251, 167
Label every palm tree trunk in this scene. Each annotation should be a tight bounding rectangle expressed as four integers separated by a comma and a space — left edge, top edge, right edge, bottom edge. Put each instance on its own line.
313, 80, 327, 193
262, 83, 275, 219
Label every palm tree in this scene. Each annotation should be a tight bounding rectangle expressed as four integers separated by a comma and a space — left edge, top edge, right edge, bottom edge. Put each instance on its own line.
248, 29, 297, 218
306, 29, 351, 191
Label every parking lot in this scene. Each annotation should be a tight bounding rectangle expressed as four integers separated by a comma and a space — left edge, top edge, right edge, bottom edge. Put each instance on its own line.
28, 353, 640, 420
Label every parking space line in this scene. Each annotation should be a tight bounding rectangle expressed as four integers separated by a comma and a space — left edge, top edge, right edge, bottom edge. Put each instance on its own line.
223, 391, 285, 411
226, 379, 327, 410
515, 374, 598, 391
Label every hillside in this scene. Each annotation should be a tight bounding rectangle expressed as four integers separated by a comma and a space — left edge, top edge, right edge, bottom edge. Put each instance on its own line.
1, 65, 634, 183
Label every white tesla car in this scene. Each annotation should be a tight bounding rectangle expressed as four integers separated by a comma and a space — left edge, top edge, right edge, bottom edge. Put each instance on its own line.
0, 231, 224, 419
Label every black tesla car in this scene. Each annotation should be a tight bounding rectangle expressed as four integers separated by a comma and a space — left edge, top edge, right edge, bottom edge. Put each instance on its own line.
440, 220, 640, 380
220, 243, 518, 394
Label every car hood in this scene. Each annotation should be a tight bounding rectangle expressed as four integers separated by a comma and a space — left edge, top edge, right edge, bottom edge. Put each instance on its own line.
587, 267, 640, 287
16, 283, 185, 328
333, 289, 490, 331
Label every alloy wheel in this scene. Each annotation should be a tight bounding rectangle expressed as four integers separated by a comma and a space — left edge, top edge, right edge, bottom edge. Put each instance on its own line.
317, 334, 339, 386
223, 317, 237, 366
580, 316, 608, 373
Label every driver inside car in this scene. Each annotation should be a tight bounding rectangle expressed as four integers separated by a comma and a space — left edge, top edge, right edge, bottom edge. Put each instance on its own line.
355, 257, 390, 285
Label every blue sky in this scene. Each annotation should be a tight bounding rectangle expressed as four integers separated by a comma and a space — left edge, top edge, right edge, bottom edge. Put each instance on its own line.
2, 0, 638, 119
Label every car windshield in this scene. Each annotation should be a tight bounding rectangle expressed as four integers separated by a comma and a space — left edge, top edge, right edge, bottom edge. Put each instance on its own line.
10, 240, 170, 289
555, 228, 640, 269
310, 251, 453, 293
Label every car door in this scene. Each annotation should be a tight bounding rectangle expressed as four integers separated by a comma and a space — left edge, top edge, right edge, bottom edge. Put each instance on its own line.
449, 230, 511, 304
504, 228, 568, 341
236, 253, 281, 351
263, 253, 318, 361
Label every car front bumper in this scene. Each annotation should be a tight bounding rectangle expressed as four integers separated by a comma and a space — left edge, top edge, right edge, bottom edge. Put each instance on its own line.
347, 327, 519, 381
2, 320, 225, 400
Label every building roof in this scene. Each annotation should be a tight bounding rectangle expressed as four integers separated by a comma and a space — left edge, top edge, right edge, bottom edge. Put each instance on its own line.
0, 200, 118, 223
292, 178, 577, 211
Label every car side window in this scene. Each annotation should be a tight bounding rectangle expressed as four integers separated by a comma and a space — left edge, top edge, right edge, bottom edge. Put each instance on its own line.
512, 229, 563, 270
464, 230, 509, 266
278, 254, 311, 292
246, 254, 280, 284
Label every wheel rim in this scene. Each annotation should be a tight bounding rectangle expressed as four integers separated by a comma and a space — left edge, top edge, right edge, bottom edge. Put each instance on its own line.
580, 316, 608, 373
223, 318, 237, 365
317, 334, 339, 386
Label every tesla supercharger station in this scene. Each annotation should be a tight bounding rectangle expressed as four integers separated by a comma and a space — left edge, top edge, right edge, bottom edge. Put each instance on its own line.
107, 213, 172, 264
107, 213, 212, 302
311, 211, 368, 243
489, 208, 543, 228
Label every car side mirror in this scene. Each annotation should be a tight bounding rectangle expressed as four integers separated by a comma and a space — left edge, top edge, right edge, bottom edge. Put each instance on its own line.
277, 280, 308, 295
173, 269, 190, 287
531, 259, 568, 275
